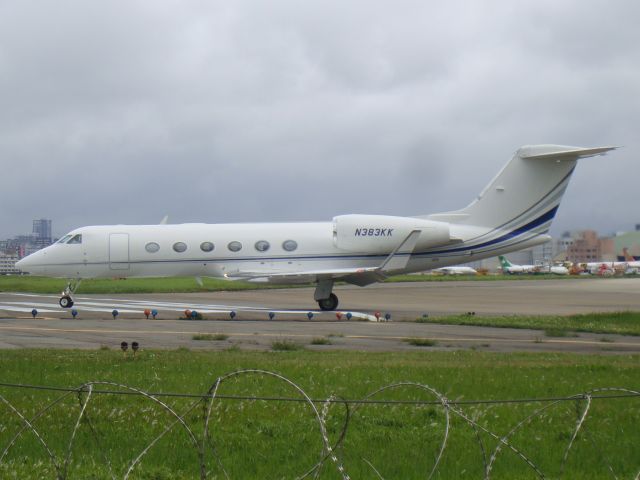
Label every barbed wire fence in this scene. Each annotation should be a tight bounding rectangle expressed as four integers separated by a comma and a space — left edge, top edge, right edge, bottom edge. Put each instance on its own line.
0, 371, 639, 479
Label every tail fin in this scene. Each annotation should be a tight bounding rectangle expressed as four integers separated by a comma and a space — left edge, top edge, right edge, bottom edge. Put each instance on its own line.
623, 248, 636, 262
427, 145, 616, 232
498, 256, 512, 269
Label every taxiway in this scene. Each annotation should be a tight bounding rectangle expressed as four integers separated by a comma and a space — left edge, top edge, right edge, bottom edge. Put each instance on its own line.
0, 278, 638, 353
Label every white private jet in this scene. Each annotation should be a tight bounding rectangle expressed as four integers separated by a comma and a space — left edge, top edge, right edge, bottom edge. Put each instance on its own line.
433, 266, 478, 275
17, 144, 616, 310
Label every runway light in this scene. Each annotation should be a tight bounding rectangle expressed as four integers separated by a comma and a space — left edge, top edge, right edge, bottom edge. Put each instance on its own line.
268, 312, 275, 320
191, 310, 198, 320
336, 312, 342, 320
229, 310, 236, 319
151, 309, 158, 319
132, 341, 139, 357
120, 341, 128, 357
307, 312, 314, 320
112, 309, 119, 320
184, 309, 191, 319
346, 312, 352, 320
384, 313, 391, 321
374, 311, 381, 321
144, 309, 151, 319
31, 309, 37, 319
71, 309, 78, 319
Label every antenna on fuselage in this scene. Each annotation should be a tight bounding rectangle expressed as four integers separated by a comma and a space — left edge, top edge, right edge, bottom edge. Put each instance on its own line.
159, 215, 169, 225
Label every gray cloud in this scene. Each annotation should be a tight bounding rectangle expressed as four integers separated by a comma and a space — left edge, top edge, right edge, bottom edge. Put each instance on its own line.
1, 0, 638, 238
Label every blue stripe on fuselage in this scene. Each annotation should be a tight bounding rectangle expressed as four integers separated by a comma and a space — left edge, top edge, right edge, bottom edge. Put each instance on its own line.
418, 206, 559, 256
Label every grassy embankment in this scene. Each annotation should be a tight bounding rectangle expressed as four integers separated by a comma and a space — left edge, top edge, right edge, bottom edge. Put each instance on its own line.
417, 311, 640, 336
387, 273, 598, 282
0, 273, 605, 295
0, 275, 273, 294
0, 349, 638, 479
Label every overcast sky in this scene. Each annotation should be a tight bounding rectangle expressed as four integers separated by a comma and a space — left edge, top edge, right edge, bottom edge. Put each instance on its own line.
1, 0, 638, 239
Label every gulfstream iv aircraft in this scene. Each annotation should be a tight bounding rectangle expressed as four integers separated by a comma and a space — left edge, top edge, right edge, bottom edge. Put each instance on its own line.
17, 145, 616, 310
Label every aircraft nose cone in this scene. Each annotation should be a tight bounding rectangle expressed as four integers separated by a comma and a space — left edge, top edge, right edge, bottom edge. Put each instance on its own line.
16, 253, 41, 274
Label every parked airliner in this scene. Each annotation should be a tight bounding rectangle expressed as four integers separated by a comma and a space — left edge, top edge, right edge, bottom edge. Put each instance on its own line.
16, 144, 616, 310
499, 255, 569, 275
433, 266, 478, 275
622, 248, 640, 273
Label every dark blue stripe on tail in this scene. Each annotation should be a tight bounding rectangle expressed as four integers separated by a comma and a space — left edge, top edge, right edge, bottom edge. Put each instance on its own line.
427, 206, 559, 255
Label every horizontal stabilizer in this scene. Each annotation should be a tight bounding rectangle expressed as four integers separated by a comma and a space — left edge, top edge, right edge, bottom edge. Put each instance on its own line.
521, 146, 617, 160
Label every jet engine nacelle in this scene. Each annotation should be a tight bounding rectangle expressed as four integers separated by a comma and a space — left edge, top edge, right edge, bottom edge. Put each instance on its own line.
332, 214, 452, 254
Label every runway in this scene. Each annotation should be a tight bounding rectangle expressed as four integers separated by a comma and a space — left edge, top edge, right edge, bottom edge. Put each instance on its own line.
1, 278, 639, 353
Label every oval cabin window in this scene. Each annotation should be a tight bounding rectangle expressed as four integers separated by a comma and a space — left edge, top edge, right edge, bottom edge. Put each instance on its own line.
254, 240, 270, 252
282, 240, 298, 252
145, 242, 160, 253
173, 242, 187, 253
200, 242, 214, 252
228, 241, 242, 252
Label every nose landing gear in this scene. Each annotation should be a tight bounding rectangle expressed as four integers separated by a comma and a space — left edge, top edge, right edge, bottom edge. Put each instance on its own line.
59, 279, 82, 309
59, 295, 74, 308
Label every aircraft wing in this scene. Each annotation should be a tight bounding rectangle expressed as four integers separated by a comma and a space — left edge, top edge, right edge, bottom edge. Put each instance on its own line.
225, 266, 385, 286
225, 230, 423, 287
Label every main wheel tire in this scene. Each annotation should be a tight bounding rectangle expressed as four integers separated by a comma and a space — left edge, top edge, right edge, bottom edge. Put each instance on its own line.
59, 296, 74, 308
318, 293, 339, 311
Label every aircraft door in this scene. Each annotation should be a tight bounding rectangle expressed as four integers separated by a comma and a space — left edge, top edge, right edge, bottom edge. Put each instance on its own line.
109, 233, 130, 270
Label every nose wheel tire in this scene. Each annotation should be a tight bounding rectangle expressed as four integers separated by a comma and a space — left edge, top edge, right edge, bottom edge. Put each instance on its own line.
59, 296, 74, 308
318, 293, 339, 311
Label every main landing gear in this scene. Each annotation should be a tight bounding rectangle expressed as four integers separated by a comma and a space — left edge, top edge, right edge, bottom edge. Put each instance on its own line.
315, 279, 339, 311
59, 279, 82, 309
318, 293, 339, 311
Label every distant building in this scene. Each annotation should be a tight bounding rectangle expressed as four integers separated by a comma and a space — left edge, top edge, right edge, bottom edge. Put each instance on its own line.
554, 233, 575, 258
0, 253, 20, 275
552, 227, 640, 263
32, 219, 52, 248
613, 231, 640, 260
0, 219, 54, 258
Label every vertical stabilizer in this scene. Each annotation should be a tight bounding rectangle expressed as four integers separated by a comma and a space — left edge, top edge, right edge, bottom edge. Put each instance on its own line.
426, 145, 616, 233
498, 256, 512, 269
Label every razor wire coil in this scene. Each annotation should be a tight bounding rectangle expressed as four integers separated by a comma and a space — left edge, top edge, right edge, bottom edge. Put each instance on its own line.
0, 374, 638, 479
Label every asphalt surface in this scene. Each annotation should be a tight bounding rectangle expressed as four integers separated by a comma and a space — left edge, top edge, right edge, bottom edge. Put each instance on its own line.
0, 278, 639, 353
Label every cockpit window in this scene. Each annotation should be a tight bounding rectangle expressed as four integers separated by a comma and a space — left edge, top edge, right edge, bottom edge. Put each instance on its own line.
67, 234, 82, 244
57, 235, 72, 244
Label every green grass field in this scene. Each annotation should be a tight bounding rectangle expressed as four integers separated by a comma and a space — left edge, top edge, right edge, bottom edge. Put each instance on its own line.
386, 273, 596, 282
0, 349, 638, 479
417, 311, 640, 336
0, 273, 605, 295
0, 275, 275, 294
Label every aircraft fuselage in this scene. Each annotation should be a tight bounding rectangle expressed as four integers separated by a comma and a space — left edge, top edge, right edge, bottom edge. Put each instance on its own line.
20, 221, 547, 281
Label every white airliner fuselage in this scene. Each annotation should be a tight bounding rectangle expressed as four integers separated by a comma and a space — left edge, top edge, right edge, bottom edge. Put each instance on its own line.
17, 144, 616, 310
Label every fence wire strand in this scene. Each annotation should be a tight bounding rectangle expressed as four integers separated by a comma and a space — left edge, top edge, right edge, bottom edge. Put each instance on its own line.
0, 374, 638, 479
